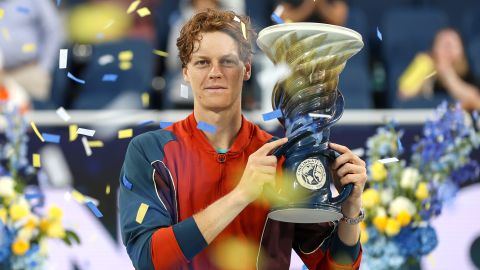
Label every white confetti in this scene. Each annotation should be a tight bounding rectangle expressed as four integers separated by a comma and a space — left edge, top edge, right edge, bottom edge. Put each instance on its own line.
273, 4, 285, 16
233, 16, 241, 22
180, 84, 189, 99
351, 148, 365, 157
59, 49, 68, 69
56, 106, 71, 122
378, 157, 399, 164
308, 113, 332, 119
77, 128, 96, 137
98, 54, 114, 66
81, 137, 92, 156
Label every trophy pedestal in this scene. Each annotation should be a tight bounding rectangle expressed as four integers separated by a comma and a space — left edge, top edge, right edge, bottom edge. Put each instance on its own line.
268, 205, 343, 223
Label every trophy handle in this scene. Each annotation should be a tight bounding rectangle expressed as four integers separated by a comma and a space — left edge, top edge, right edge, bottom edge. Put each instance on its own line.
322, 148, 354, 205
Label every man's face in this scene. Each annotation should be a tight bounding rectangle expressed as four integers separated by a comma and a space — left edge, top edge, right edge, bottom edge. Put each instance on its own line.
183, 31, 251, 112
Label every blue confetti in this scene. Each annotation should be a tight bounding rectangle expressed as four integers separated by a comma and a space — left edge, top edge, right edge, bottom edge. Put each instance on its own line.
25, 193, 43, 200
397, 137, 403, 153
138, 120, 155, 127
86, 201, 103, 218
271, 13, 284, 24
197, 121, 217, 133
42, 133, 61, 143
122, 175, 133, 190
102, 74, 118, 82
16, 6, 30, 14
67, 72, 86, 84
262, 109, 283, 121
376, 26, 383, 41
159, 122, 173, 129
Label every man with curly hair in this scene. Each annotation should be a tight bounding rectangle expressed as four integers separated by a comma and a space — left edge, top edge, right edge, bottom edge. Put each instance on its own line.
119, 8, 366, 270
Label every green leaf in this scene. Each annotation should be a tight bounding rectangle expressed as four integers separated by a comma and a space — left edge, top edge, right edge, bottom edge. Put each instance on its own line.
62, 230, 81, 246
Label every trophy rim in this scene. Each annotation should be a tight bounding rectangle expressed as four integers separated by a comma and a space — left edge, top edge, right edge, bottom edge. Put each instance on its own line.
256, 22, 364, 56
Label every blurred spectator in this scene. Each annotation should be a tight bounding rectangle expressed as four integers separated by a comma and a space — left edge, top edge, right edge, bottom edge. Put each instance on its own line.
276, 0, 348, 26
0, 51, 30, 113
399, 29, 480, 111
0, 0, 63, 105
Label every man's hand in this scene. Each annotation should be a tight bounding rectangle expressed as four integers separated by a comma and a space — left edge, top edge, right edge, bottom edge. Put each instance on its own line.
329, 142, 367, 217
234, 137, 288, 204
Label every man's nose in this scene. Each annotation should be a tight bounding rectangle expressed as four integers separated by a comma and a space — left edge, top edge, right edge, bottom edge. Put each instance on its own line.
208, 64, 223, 79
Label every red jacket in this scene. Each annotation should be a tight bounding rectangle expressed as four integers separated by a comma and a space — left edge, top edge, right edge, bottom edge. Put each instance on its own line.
119, 113, 362, 270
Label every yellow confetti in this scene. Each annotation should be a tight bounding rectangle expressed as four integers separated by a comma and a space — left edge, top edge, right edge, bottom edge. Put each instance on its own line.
22, 43, 36, 53
141, 92, 150, 107
105, 185, 110, 195
118, 50, 133, 61
152, 50, 168, 57
118, 129, 133, 139
127, 0, 141, 14
88, 140, 104, 148
0, 9, 4, 19
69, 124, 78, 142
2, 28, 10, 41
71, 190, 85, 204
30, 122, 45, 142
32, 154, 41, 168
136, 203, 149, 224
241, 22, 247, 40
136, 7, 151, 17
119, 61, 132, 70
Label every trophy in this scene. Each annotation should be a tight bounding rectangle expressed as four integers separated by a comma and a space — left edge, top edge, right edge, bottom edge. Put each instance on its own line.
257, 23, 364, 223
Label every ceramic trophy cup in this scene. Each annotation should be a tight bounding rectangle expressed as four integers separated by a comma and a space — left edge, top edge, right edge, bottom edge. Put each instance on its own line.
257, 23, 364, 223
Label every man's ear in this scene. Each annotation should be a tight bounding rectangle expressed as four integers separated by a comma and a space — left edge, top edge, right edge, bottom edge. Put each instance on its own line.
243, 62, 252, 81
182, 67, 190, 82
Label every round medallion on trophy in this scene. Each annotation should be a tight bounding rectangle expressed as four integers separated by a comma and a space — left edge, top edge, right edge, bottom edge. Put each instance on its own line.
295, 158, 326, 190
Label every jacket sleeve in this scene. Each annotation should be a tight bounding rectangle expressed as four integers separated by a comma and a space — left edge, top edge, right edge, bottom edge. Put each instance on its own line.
119, 133, 207, 270
294, 223, 362, 270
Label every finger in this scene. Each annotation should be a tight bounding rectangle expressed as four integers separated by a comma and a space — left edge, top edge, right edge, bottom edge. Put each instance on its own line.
255, 165, 277, 175
328, 142, 351, 155
331, 152, 363, 170
256, 137, 288, 156
339, 173, 367, 188
336, 163, 366, 179
255, 156, 278, 167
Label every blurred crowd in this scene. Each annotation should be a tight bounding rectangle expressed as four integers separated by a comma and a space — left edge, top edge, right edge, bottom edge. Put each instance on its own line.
0, 0, 479, 111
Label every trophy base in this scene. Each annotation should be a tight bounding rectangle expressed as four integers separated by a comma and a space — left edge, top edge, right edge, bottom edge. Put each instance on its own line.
268, 206, 343, 223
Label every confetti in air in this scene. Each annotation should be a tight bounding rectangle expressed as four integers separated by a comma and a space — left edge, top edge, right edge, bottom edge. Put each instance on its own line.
262, 109, 283, 121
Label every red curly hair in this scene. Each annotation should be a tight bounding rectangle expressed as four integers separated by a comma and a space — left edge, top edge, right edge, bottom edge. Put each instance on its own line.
176, 9, 257, 68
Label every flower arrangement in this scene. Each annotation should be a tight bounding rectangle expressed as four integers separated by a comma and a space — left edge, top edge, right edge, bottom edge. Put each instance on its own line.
0, 104, 79, 270
360, 102, 480, 269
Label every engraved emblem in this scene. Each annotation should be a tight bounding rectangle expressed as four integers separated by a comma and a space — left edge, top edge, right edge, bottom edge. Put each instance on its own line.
295, 158, 326, 190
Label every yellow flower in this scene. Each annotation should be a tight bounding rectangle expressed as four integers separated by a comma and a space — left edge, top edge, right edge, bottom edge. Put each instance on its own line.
47, 221, 66, 238
47, 205, 63, 220
373, 215, 388, 232
396, 210, 412, 227
415, 182, 429, 200
359, 221, 366, 231
362, 189, 380, 209
39, 218, 50, 233
12, 239, 30, 256
360, 229, 369, 244
9, 204, 30, 221
385, 218, 401, 236
24, 215, 39, 230
370, 162, 387, 182
0, 207, 6, 224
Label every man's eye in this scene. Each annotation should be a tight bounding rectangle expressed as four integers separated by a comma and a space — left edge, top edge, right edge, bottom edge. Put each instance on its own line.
222, 59, 236, 65
196, 60, 208, 66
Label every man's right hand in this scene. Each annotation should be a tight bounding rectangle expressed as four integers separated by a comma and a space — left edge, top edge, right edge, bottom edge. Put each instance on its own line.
234, 137, 288, 204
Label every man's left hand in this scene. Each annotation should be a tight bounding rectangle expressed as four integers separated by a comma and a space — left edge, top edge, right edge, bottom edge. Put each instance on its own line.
329, 142, 367, 217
